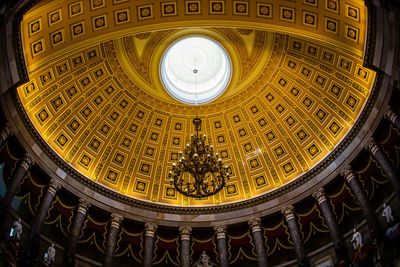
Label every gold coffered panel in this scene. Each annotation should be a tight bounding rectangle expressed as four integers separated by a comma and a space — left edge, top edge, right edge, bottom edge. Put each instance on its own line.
17, 0, 374, 206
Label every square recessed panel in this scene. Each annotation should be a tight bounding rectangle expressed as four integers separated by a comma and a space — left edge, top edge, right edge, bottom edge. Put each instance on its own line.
185, 1, 201, 15
71, 21, 85, 38
54, 131, 70, 150
36, 106, 51, 125
209, 0, 225, 14
56, 61, 70, 76
295, 128, 309, 143
325, 0, 339, 13
104, 168, 120, 184
48, 9, 62, 26
92, 14, 107, 31
306, 143, 322, 159
31, 39, 46, 57
91, 0, 106, 10
69, 1, 83, 18
345, 4, 359, 21
50, 29, 65, 47
303, 11, 317, 28
280, 6, 295, 22
328, 82, 343, 99
225, 183, 239, 197
324, 17, 338, 34
242, 142, 254, 154
327, 119, 343, 138
321, 49, 335, 63
254, 174, 269, 189
337, 56, 352, 72
78, 153, 93, 170
248, 157, 261, 171
345, 25, 359, 42
88, 137, 102, 152
306, 44, 319, 57
303, 0, 317, 7
133, 178, 149, 194
233, 1, 248, 16
161, 2, 177, 17
114, 8, 130, 25
281, 161, 296, 176
266, 130, 277, 143
257, 3, 272, 18
137, 4, 154, 20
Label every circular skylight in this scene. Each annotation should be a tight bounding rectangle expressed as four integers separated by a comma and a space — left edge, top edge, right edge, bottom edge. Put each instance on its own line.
160, 36, 232, 105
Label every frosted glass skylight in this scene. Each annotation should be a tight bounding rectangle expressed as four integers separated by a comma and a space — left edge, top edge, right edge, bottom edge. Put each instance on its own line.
160, 36, 232, 105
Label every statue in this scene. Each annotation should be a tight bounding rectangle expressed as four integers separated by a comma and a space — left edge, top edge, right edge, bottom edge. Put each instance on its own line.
351, 228, 363, 250
48, 243, 55, 264
382, 203, 394, 223
10, 218, 22, 241
195, 251, 213, 267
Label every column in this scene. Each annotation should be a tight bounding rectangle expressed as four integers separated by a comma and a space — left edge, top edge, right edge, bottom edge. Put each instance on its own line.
29, 178, 61, 241
248, 218, 268, 267
179, 226, 192, 267
384, 106, 400, 131
104, 213, 123, 267
0, 122, 13, 147
340, 166, 380, 234
2, 153, 34, 208
312, 188, 347, 262
214, 225, 229, 267
143, 222, 157, 267
282, 206, 309, 267
63, 199, 91, 267
365, 138, 400, 200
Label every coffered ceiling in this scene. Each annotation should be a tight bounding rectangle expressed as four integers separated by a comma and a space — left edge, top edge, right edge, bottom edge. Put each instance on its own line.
16, 0, 375, 206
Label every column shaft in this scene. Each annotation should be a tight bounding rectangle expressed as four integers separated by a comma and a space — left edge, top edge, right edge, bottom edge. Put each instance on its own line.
3, 154, 34, 207
341, 166, 380, 234
143, 222, 157, 267
0, 122, 13, 148
214, 225, 229, 267
313, 189, 347, 262
366, 138, 400, 199
249, 218, 268, 267
282, 206, 309, 267
180, 226, 191, 267
104, 214, 123, 267
63, 199, 91, 267
29, 179, 61, 241
384, 106, 400, 131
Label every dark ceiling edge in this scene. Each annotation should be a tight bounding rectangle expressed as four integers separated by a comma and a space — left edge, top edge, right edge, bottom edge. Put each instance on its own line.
5, 0, 382, 215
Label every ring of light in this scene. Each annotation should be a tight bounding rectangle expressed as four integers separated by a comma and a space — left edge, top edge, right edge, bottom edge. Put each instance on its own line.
160, 36, 232, 105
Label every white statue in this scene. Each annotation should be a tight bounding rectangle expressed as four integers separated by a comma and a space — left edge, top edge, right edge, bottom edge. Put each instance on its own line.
47, 243, 56, 264
351, 228, 363, 250
11, 218, 22, 241
382, 203, 394, 223
196, 251, 212, 267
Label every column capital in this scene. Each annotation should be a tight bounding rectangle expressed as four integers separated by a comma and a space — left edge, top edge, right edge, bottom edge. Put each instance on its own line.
282, 205, 295, 221
365, 137, 379, 155
145, 222, 158, 237
110, 213, 123, 229
312, 188, 327, 205
213, 225, 227, 239
0, 122, 14, 140
340, 165, 356, 183
48, 178, 62, 196
77, 199, 91, 215
384, 106, 398, 124
21, 153, 35, 171
179, 226, 192, 241
248, 218, 262, 233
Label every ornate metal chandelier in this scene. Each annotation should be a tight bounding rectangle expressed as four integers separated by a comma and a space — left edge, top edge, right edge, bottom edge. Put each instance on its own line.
169, 117, 230, 198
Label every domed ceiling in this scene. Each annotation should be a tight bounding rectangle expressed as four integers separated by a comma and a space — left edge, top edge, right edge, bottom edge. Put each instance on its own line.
16, 0, 375, 206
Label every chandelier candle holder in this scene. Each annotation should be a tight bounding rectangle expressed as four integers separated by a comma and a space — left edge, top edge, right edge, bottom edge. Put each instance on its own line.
169, 117, 230, 198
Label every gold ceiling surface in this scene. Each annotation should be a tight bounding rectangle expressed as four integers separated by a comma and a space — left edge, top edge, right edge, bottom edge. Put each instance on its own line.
17, 0, 375, 206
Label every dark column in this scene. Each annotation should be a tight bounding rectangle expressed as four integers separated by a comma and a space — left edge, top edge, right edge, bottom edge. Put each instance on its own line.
384, 106, 400, 131
214, 225, 229, 267
179, 226, 192, 267
103, 213, 123, 267
341, 166, 381, 235
248, 218, 268, 267
143, 222, 157, 267
63, 199, 91, 266
366, 138, 400, 201
282, 206, 309, 267
0, 122, 13, 147
313, 188, 348, 262
29, 179, 61, 242
2, 153, 34, 208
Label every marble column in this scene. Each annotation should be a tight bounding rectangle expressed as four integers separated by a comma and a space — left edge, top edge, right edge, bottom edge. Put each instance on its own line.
384, 106, 400, 131
214, 225, 229, 267
63, 199, 91, 267
312, 188, 347, 262
3, 153, 34, 208
341, 166, 380, 234
104, 213, 123, 267
143, 222, 158, 267
0, 122, 13, 147
179, 226, 192, 267
248, 218, 268, 267
365, 138, 400, 200
29, 178, 61, 241
282, 206, 309, 267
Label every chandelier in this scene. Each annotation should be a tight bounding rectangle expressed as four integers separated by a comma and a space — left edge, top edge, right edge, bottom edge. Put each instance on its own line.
169, 117, 230, 198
